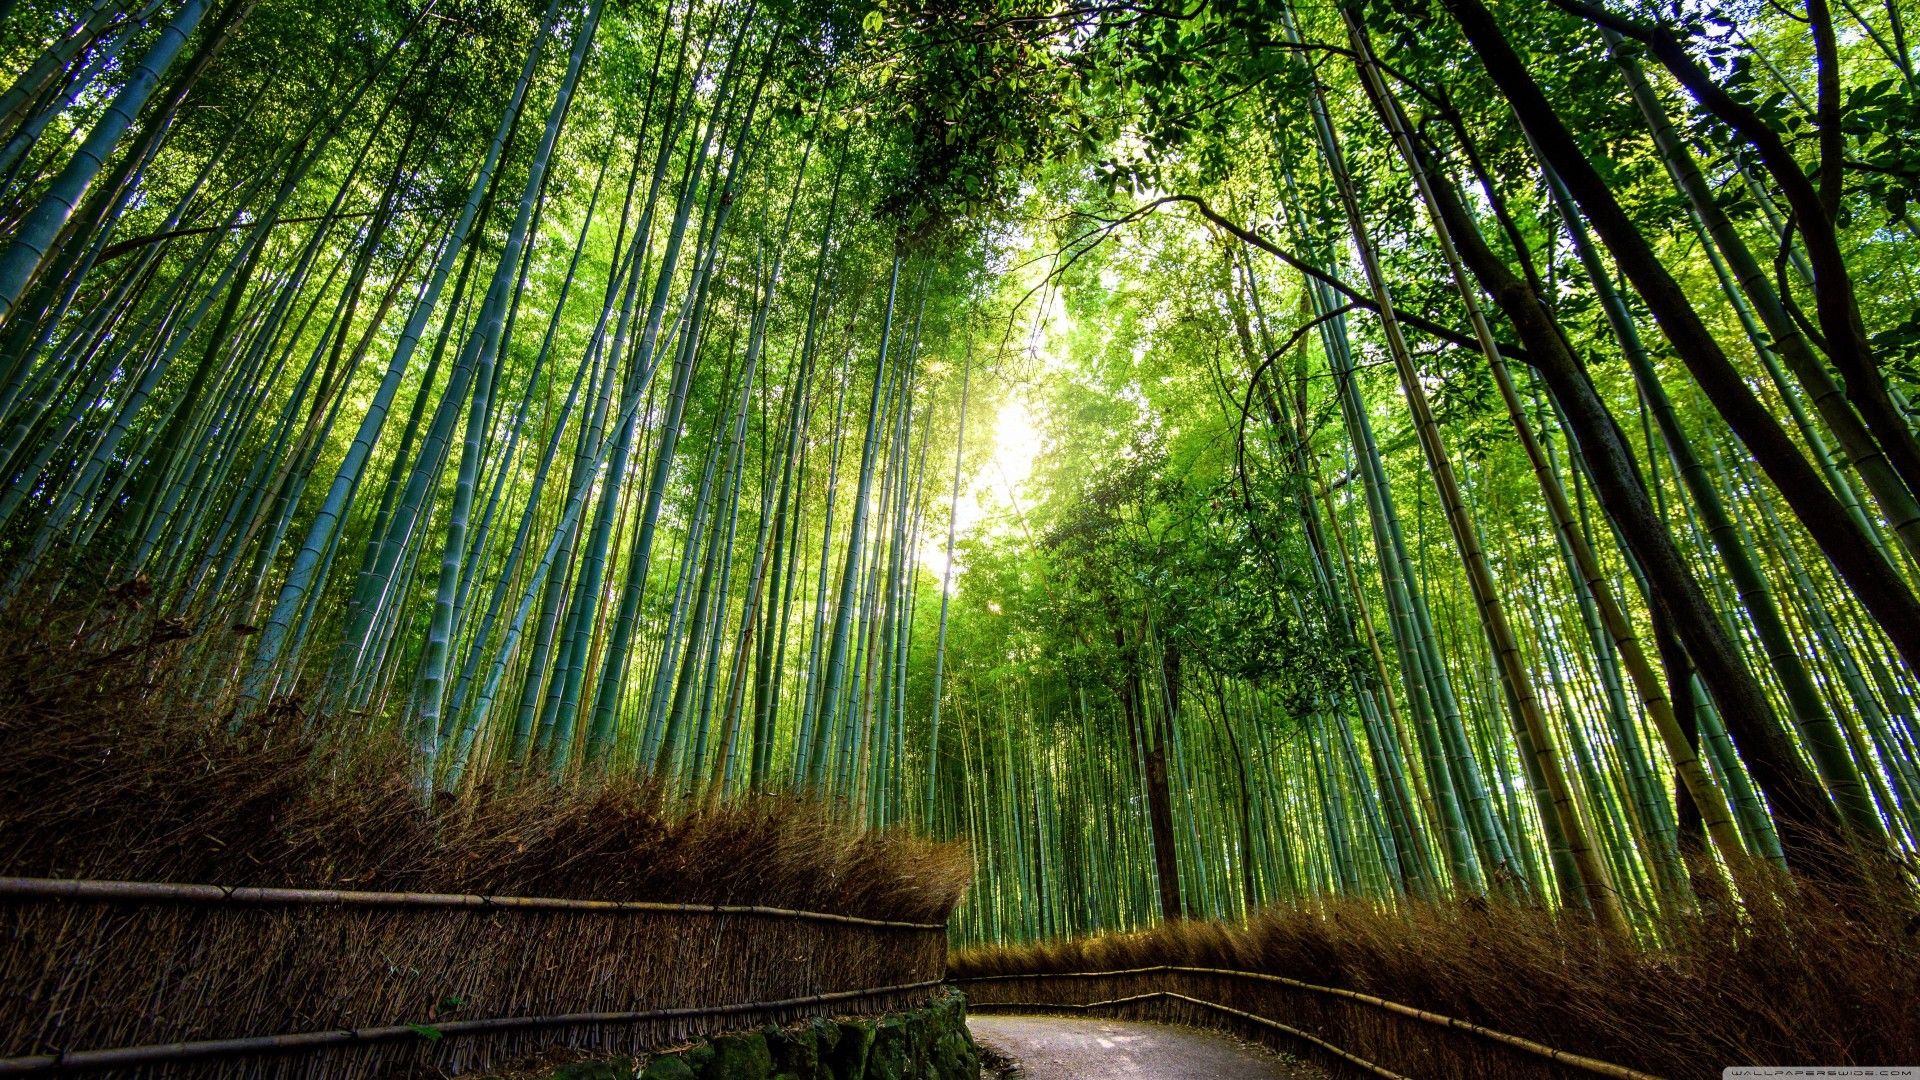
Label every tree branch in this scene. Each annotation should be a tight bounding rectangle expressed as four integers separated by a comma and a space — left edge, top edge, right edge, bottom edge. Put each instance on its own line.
97, 205, 437, 263
1150, 193, 1533, 365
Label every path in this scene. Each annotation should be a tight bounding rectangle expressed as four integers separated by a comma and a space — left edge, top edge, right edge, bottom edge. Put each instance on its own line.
968, 1014, 1328, 1079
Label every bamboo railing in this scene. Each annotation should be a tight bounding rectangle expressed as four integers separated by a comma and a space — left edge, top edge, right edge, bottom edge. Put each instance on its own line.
0, 876, 945, 929
0, 980, 947, 1075
973, 990, 1412, 1079
959, 965, 1668, 1080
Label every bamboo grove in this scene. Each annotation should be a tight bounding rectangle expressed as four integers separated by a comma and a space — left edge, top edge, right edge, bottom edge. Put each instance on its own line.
1, 0, 1917, 947
0, 0, 1016, 817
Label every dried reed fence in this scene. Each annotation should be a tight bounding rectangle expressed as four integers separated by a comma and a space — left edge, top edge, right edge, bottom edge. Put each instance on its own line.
951, 888, 1920, 1080
0, 611, 974, 1078
957, 966, 1656, 1080
0, 874, 947, 1077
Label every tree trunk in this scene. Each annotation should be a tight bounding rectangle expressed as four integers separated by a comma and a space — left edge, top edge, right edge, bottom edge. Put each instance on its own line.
1118, 623, 1182, 921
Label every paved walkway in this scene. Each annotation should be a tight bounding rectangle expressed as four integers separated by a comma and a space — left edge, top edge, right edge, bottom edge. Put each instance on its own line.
968, 1014, 1327, 1079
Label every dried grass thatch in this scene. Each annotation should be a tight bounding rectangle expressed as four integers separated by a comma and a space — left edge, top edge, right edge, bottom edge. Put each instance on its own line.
952, 889, 1920, 1080
0, 602, 971, 1077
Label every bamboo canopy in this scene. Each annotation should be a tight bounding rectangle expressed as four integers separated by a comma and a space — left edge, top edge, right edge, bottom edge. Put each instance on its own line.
1, 0, 1918, 1071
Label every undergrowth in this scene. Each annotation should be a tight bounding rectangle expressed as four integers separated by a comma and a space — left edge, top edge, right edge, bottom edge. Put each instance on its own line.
0, 594, 971, 923
951, 882, 1920, 1077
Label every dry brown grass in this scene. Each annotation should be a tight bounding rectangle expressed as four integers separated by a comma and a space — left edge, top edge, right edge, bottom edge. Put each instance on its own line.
0, 598, 969, 1077
952, 885, 1920, 1079
0, 598, 970, 922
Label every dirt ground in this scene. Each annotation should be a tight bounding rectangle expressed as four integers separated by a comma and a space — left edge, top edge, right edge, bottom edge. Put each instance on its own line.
968, 1014, 1330, 1079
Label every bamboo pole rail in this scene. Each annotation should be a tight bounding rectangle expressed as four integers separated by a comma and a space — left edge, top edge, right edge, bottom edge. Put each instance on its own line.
970, 992, 1411, 1079
958, 966, 1667, 1080
0, 875, 945, 930
0, 980, 948, 1074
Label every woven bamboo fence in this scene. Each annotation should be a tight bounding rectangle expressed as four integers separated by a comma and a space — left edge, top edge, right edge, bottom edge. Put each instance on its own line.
958, 966, 1667, 1080
0, 876, 948, 1077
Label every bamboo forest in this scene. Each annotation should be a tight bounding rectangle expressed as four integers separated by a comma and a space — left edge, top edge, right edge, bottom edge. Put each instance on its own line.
1, 0, 1919, 1073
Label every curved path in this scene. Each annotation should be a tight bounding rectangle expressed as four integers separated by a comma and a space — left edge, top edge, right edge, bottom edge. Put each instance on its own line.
968, 1014, 1327, 1079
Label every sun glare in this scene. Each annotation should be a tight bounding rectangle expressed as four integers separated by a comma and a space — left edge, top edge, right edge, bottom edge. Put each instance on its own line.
920, 393, 1049, 591
990, 397, 1042, 494
920, 241, 1070, 592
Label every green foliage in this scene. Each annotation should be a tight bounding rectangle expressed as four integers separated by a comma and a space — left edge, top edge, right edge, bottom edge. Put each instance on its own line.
860, 0, 1071, 244
2, 0, 1918, 959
